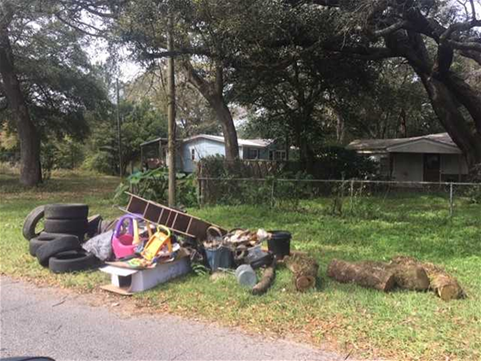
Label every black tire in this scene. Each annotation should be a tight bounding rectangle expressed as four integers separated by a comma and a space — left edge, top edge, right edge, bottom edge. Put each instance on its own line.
29, 238, 51, 256
44, 203, 88, 220
22, 206, 45, 241
30, 232, 68, 256
39, 231, 85, 243
49, 250, 100, 273
44, 219, 88, 234
36, 235, 81, 267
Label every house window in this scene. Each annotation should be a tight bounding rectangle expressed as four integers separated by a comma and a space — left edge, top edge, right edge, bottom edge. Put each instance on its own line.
269, 150, 287, 161
245, 148, 260, 159
191, 148, 195, 161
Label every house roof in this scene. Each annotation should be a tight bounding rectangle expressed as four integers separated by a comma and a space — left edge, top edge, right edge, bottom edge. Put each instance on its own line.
182, 134, 271, 148
141, 134, 272, 148
346, 133, 459, 153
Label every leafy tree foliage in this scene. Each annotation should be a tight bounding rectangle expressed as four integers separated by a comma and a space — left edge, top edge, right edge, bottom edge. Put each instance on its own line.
0, 1, 108, 185
84, 99, 167, 175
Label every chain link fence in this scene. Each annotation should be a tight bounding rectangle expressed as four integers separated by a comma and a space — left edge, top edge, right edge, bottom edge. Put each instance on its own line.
198, 178, 481, 218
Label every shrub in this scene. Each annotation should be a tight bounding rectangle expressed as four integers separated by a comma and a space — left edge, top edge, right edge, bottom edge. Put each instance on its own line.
314, 146, 377, 180
115, 167, 198, 208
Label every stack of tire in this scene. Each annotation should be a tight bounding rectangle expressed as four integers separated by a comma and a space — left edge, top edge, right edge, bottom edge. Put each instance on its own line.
23, 204, 100, 273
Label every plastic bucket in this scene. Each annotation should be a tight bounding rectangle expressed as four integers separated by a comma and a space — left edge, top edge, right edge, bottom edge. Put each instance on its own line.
235, 264, 257, 288
205, 245, 233, 271
267, 230, 291, 259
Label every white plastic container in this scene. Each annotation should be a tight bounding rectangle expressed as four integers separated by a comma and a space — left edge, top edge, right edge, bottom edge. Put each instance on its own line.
235, 264, 257, 288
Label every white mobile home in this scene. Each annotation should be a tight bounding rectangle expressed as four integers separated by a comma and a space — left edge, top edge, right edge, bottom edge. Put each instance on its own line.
347, 133, 469, 182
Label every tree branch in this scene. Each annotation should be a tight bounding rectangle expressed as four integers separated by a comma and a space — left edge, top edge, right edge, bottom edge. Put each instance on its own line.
440, 19, 481, 42
448, 39, 481, 52
373, 21, 410, 38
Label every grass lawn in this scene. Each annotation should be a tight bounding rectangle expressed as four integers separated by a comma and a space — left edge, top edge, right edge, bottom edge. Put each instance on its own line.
1, 171, 480, 360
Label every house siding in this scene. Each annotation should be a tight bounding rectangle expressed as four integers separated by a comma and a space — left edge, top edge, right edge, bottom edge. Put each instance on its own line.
181, 138, 227, 173
392, 153, 423, 181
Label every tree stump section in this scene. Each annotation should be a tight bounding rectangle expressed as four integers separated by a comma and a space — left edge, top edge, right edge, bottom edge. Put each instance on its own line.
327, 259, 396, 292
391, 265, 430, 291
390, 256, 465, 301
284, 254, 319, 292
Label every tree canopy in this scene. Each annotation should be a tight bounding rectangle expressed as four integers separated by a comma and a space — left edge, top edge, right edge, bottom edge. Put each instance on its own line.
1, 0, 481, 185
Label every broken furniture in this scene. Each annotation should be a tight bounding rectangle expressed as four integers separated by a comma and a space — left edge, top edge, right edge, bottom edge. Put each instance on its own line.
122, 192, 227, 240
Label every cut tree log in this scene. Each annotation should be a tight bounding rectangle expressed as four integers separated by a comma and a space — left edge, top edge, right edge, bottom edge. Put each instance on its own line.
390, 265, 430, 291
284, 254, 319, 292
390, 256, 465, 301
252, 260, 276, 295
327, 259, 396, 292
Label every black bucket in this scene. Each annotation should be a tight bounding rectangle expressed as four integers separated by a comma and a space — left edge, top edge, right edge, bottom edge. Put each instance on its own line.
267, 231, 291, 259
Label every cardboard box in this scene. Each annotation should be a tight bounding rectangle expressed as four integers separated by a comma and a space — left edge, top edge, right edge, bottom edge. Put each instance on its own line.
100, 255, 191, 295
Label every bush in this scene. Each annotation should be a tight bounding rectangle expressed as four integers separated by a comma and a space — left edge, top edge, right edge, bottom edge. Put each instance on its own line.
314, 146, 377, 180
82, 151, 117, 175
466, 164, 481, 204
115, 167, 198, 208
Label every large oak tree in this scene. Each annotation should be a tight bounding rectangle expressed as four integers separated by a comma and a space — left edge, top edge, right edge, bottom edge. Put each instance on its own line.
289, 0, 481, 169
0, 0, 107, 186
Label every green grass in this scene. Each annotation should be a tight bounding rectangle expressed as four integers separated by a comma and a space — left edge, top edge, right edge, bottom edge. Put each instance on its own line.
1, 171, 480, 360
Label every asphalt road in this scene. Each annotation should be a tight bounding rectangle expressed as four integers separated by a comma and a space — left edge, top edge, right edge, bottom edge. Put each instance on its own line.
0, 277, 344, 361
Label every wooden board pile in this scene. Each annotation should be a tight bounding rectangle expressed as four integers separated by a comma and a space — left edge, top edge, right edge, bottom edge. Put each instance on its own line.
327, 256, 466, 301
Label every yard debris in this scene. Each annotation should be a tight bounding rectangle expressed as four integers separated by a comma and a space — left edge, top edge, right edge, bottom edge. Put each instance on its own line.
284, 254, 319, 292
23, 203, 101, 273
252, 260, 276, 295
327, 256, 466, 301
82, 230, 113, 261
390, 256, 466, 301
236, 264, 257, 288
327, 260, 395, 292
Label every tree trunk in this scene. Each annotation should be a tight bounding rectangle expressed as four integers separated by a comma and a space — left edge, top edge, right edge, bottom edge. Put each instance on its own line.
336, 112, 345, 143
327, 259, 396, 292
0, 23, 41, 186
383, 31, 481, 171
208, 95, 239, 160
418, 74, 481, 168
182, 61, 239, 160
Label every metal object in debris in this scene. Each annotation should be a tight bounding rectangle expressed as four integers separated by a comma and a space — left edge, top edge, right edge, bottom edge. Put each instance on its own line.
205, 245, 233, 271
235, 264, 257, 288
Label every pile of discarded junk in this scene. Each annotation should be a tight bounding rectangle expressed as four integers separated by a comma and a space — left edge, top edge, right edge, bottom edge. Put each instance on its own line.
22, 193, 466, 300
23, 193, 310, 295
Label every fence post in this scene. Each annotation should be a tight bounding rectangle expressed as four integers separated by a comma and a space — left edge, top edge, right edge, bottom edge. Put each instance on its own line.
271, 178, 276, 207
449, 182, 454, 217
197, 178, 202, 208
350, 179, 354, 212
